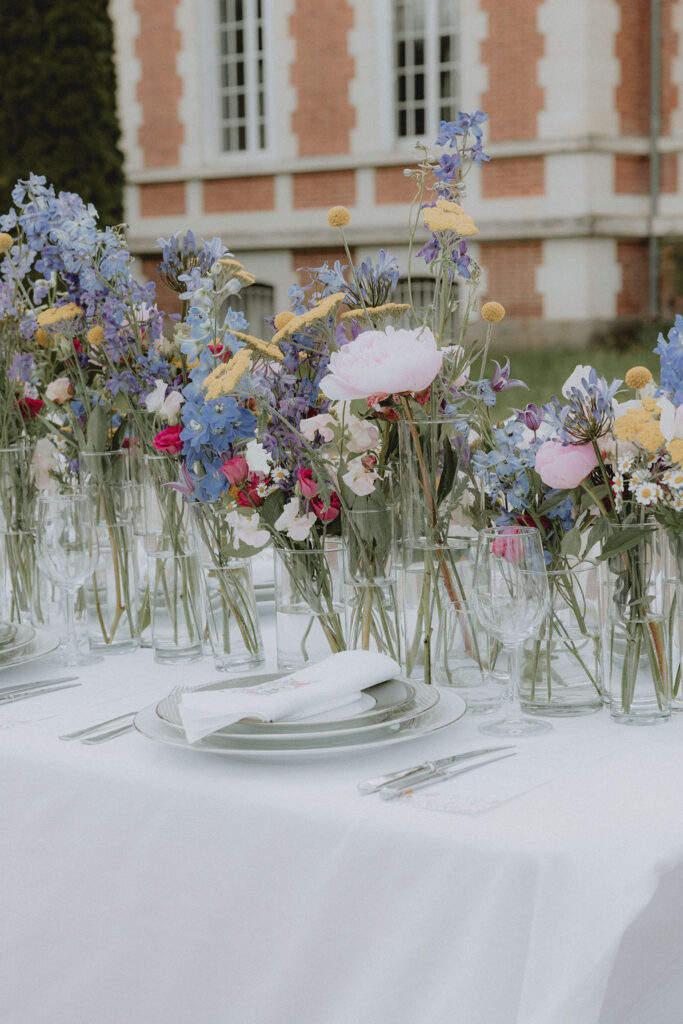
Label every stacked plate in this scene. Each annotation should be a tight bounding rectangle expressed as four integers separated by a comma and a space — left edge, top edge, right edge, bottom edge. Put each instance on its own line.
135, 674, 467, 759
0, 624, 59, 671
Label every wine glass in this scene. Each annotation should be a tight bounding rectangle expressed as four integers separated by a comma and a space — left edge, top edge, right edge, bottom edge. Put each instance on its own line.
37, 494, 100, 666
472, 527, 551, 737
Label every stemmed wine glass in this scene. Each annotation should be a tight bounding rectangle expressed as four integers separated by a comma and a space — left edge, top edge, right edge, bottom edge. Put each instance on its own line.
37, 494, 100, 667
472, 527, 551, 737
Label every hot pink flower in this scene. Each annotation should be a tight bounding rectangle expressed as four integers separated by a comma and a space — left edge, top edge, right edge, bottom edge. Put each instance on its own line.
220, 455, 249, 487
153, 425, 183, 455
320, 326, 443, 401
297, 468, 318, 498
310, 493, 341, 523
535, 440, 599, 490
491, 527, 524, 563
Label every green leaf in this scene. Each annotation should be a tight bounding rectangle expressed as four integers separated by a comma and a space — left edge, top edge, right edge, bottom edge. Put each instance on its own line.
85, 403, 108, 453
561, 527, 581, 558
597, 526, 654, 561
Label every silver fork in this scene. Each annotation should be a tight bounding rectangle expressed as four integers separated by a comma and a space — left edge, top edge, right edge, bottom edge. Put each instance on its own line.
59, 711, 137, 741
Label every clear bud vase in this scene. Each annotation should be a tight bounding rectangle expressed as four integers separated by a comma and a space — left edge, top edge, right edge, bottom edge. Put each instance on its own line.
601, 526, 670, 724
79, 451, 139, 654
343, 507, 401, 664
193, 507, 264, 672
274, 540, 347, 671
0, 441, 44, 628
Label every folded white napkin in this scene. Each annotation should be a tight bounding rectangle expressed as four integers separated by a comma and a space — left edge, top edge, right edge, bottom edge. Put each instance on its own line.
178, 650, 401, 743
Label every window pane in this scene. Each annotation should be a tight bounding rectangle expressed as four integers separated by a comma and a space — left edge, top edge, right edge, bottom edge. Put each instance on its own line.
415, 107, 425, 134
238, 124, 246, 149
217, 0, 268, 153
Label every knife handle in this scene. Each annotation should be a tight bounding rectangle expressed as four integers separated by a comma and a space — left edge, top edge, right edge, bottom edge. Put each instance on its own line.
357, 760, 437, 794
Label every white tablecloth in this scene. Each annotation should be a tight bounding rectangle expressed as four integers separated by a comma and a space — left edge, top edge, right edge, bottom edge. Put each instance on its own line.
3, 625, 683, 1024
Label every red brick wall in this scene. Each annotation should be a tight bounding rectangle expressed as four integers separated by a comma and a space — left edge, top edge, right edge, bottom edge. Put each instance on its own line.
480, 0, 544, 141
139, 182, 186, 217
290, 0, 355, 156
293, 170, 356, 210
203, 176, 275, 214
140, 256, 182, 316
615, 0, 650, 136
374, 166, 419, 205
479, 241, 543, 317
617, 240, 649, 316
135, 0, 184, 168
615, 153, 678, 194
661, 0, 679, 135
481, 157, 545, 198
293, 248, 354, 287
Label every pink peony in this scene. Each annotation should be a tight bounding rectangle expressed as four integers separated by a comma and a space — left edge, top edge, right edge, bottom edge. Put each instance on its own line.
535, 440, 599, 490
153, 425, 183, 455
220, 455, 249, 487
320, 326, 443, 401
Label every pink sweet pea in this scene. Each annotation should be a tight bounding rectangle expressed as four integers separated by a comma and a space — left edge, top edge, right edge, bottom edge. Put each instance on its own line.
220, 455, 249, 487
535, 440, 599, 490
320, 326, 443, 401
297, 468, 318, 498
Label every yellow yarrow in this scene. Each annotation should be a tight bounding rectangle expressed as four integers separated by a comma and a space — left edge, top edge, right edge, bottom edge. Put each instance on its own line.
624, 366, 653, 389
35, 328, 50, 347
423, 207, 479, 236
327, 206, 351, 228
271, 291, 346, 344
435, 197, 465, 215
273, 311, 294, 330
0, 232, 13, 253
36, 302, 83, 327
87, 325, 105, 347
203, 348, 252, 399
481, 301, 506, 323
228, 329, 284, 361
635, 421, 665, 453
668, 439, 683, 465
339, 303, 411, 321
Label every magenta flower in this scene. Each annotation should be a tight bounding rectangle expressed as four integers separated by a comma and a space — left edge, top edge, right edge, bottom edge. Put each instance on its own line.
491, 359, 526, 393
220, 455, 249, 487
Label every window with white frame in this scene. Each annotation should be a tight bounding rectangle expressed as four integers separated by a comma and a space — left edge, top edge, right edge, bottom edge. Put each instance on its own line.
230, 283, 275, 333
216, 0, 267, 153
393, 277, 459, 335
392, 0, 460, 140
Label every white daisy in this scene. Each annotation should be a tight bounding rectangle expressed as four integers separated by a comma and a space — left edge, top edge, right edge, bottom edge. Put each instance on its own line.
663, 470, 683, 490
271, 467, 289, 482
671, 494, 683, 511
612, 473, 624, 492
634, 482, 662, 506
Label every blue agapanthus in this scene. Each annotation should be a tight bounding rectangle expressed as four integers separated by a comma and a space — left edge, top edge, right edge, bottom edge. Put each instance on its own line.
544, 367, 622, 443
157, 231, 231, 294
655, 315, 683, 406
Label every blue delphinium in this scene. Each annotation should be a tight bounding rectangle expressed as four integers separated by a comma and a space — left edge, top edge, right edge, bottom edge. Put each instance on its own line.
655, 315, 683, 406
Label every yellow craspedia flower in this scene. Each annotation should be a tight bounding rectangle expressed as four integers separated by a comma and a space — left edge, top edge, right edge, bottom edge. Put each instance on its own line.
0, 232, 13, 253
327, 206, 351, 228
668, 439, 683, 465
203, 348, 252, 400
273, 311, 294, 330
481, 301, 506, 323
625, 366, 653, 389
87, 325, 105, 347
36, 302, 83, 327
635, 422, 665, 453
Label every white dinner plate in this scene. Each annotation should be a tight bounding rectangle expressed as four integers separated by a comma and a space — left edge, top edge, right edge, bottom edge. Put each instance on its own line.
0, 632, 60, 676
156, 675, 436, 738
0, 623, 37, 659
134, 688, 466, 760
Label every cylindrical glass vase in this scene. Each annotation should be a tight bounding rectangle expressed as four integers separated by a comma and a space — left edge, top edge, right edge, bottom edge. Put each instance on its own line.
343, 507, 401, 664
149, 550, 204, 664
79, 450, 139, 653
519, 562, 603, 716
601, 526, 670, 724
274, 540, 347, 671
202, 558, 264, 672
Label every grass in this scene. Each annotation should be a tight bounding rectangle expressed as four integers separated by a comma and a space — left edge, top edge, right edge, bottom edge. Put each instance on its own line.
492, 339, 662, 418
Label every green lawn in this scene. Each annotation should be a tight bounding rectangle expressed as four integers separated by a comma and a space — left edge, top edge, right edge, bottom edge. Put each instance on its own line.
492, 338, 662, 418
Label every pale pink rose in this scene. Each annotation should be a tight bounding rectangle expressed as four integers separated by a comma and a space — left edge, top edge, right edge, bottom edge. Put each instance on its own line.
342, 456, 379, 496
535, 440, 599, 489
320, 326, 443, 401
45, 377, 74, 405
300, 414, 335, 444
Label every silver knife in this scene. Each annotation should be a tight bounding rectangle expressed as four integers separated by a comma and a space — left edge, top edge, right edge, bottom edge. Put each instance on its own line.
380, 751, 517, 801
358, 745, 516, 794
0, 676, 78, 696
0, 680, 81, 703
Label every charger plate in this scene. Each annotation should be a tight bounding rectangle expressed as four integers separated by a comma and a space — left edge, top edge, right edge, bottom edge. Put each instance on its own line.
134, 688, 466, 760
0, 631, 60, 675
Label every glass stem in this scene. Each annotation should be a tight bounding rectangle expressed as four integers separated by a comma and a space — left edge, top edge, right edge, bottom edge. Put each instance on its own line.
504, 643, 525, 724
64, 587, 81, 666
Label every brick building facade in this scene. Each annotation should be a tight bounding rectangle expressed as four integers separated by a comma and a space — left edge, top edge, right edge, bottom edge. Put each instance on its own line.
110, 0, 683, 345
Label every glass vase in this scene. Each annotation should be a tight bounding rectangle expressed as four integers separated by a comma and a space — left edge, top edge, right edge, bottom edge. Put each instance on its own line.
274, 540, 347, 671
193, 507, 264, 672
0, 441, 44, 626
343, 507, 401, 664
79, 450, 139, 653
149, 550, 204, 664
519, 562, 603, 716
601, 526, 670, 724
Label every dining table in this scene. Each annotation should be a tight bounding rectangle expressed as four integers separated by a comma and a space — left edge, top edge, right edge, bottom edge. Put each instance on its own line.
3, 606, 683, 1024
